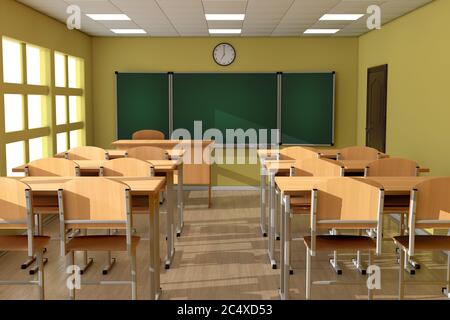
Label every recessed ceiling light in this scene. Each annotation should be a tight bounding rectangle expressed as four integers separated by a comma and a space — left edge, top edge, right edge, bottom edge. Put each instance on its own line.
111, 29, 146, 34
320, 14, 364, 21
209, 29, 242, 34
304, 29, 340, 34
205, 14, 245, 21
87, 14, 130, 21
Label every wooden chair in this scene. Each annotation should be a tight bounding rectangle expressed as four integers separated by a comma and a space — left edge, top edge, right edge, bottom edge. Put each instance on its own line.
337, 146, 381, 160
132, 129, 165, 140
302, 177, 384, 300
279, 146, 320, 165
58, 178, 140, 300
365, 158, 419, 177
0, 178, 50, 299
65, 146, 109, 161
126, 146, 168, 160
22, 158, 80, 274
99, 158, 155, 274
365, 158, 420, 273
290, 158, 345, 274
394, 177, 450, 299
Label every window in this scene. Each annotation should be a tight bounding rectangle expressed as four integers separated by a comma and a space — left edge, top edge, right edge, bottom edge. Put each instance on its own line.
54, 52, 66, 87
4, 94, 24, 132
26, 45, 42, 85
6, 141, 25, 176
0, 37, 86, 175
2, 38, 22, 84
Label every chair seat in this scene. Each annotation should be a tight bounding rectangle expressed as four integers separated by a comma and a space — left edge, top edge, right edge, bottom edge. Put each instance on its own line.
66, 235, 140, 253
304, 235, 376, 251
0, 235, 50, 252
393, 235, 450, 251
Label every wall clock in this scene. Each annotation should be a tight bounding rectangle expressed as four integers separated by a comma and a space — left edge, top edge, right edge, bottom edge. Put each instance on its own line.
213, 43, 236, 66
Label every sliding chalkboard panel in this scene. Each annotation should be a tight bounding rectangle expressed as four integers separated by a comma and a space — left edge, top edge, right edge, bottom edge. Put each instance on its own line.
281, 73, 335, 145
173, 73, 277, 144
116, 73, 169, 139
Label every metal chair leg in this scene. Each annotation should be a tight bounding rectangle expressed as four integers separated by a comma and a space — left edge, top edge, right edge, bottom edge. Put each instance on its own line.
102, 230, 116, 275
306, 248, 312, 300
37, 250, 45, 300
131, 254, 137, 300
398, 248, 405, 300
69, 251, 76, 300
368, 250, 373, 300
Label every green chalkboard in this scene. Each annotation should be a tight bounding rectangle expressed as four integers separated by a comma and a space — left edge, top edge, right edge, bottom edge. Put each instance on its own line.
173, 73, 277, 144
116, 73, 169, 139
281, 73, 334, 145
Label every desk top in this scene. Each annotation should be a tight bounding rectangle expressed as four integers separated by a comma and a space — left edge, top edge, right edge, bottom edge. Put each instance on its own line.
13, 159, 180, 173
264, 160, 296, 172
18, 176, 166, 194
112, 140, 214, 149
55, 149, 184, 159
275, 176, 436, 196
337, 160, 430, 173
257, 148, 389, 160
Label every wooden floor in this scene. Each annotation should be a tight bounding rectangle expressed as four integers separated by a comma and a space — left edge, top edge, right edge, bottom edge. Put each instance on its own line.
0, 190, 448, 300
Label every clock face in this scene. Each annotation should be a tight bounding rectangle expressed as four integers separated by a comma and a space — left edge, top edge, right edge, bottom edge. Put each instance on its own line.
213, 43, 236, 66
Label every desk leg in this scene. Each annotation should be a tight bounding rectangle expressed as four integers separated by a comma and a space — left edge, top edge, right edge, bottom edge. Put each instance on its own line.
281, 195, 291, 300
150, 193, 161, 300
176, 163, 184, 237
164, 172, 175, 269
260, 161, 267, 237
148, 197, 156, 300
279, 192, 285, 298
268, 171, 276, 269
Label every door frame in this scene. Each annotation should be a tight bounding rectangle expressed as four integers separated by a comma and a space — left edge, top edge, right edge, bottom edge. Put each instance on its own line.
366, 64, 388, 153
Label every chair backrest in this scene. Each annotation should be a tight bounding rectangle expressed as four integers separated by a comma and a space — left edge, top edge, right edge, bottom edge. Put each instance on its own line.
132, 130, 165, 140
100, 158, 154, 177
338, 146, 380, 160
58, 178, 132, 256
309, 177, 384, 255
25, 158, 80, 177
294, 158, 344, 177
0, 178, 34, 256
407, 177, 450, 256
365, 158, 419, 177
279, 147, 320, 165
65, 146, 109, 160
126, 146, 167, 160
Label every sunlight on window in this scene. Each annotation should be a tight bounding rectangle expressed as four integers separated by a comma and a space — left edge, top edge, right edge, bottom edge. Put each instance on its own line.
69, 96, 80, 123
26, 45, 41, 85
29, 137, 44, 162
68, 56, 78, 88
56, 132, 67, 154
4, 94, 24, 132
54, 52, 66, 87
2, 38, 22, 84
55, 95, 67, 125
69, 130, 81, 149
28, 95, 45, 129
6, 141, 25, 177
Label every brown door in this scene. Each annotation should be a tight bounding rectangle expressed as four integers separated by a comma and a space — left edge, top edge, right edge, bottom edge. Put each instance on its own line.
366, 65, 388, 153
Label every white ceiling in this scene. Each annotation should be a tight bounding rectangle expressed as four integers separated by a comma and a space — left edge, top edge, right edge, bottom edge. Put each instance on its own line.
16, 0, 433, 37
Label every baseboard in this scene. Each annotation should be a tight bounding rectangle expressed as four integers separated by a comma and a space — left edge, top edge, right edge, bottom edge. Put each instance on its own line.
184, 185, 258, 191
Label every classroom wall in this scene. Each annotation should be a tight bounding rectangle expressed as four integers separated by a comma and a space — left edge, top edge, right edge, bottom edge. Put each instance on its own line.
0, 0, 93, 144
92, 37, 359, 186
357, 0, 450, 175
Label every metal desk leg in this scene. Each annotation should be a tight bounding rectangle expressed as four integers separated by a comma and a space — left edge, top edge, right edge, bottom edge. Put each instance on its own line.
260, 160, 267, 237
268, 171, 277, 269
442, 251, 450, 298
279, 192, 286, 298
275, 189, 280, 241
329, 229, 342, 275
154, 195, 162, 299
176, 163, 184, 237
164, 171, 175, 269
281, 195, 291, 300
148, 197, 156, 300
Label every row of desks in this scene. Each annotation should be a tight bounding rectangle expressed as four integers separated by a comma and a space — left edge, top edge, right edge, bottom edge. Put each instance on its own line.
16, 176, 166, 300
55, 149, 185, 160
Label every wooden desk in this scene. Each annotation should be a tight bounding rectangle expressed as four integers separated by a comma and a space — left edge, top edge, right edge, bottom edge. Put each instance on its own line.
337, 160, 430, 174
13, 159, 182, 268
55, 149, 185, 160
113, 140, 214, 207
257, 148, 389, 160
19, 176, 165, 300
274, 175, 439, 300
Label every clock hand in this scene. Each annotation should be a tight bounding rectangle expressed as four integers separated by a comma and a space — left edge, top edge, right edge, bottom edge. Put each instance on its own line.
222, 46, 226, 59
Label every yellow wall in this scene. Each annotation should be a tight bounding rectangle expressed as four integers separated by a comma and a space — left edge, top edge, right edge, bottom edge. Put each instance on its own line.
92, 37, 359, 185
0, 0, 93, 145
357, 0, 449, 175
